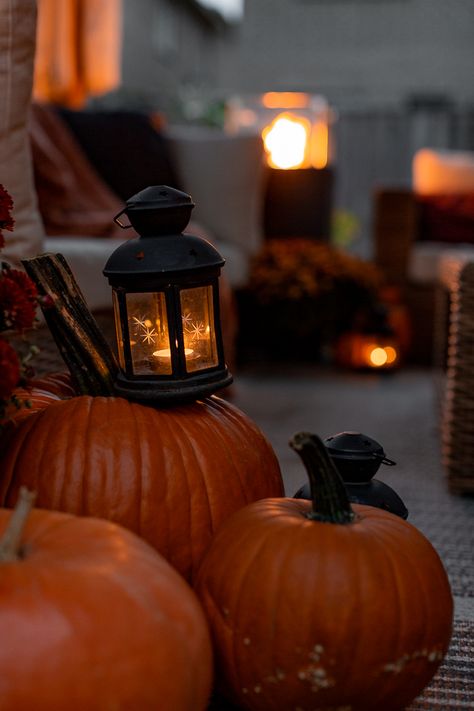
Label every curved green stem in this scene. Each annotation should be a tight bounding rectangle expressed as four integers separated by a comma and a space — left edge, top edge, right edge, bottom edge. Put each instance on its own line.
290, 432, 355, 524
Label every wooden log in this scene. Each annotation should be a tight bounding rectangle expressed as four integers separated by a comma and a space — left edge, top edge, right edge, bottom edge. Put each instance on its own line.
22, 254, 118, 396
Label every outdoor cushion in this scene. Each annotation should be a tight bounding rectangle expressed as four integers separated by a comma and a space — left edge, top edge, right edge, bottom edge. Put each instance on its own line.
30, 103, 126, 237
416, 193, 474, 245
58, 108, 183, 201
0, 0, 44, 265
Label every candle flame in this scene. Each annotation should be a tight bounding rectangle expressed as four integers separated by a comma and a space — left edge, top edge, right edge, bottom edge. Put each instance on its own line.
262, 112, 328, 170
262, 114, 309, 169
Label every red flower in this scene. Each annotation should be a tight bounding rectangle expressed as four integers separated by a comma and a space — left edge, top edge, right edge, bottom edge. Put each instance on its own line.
0, 337, 21, 399
0, 186, 38, 415
0, 184, 14, 233
7, 268, 38, 302
0, 274, 38, 331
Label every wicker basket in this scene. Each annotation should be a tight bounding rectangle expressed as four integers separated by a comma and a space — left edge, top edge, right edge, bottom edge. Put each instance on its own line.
438, 258, 474, 494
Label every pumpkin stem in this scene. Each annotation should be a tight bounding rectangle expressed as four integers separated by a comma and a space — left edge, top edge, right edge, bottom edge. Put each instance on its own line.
0, 487, 37, 562
22, 254, 118, 396
290, 432, 355, 524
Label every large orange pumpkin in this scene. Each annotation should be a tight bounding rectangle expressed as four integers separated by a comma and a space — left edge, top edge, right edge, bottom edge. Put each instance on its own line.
0, 489, 212, 711
0, 394, 284, 581
195, 432, 453, 711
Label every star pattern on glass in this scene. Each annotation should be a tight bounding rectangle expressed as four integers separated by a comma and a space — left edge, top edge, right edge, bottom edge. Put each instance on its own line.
132, 315, 148, 334
182, 312, 193, 329
189, 321, 205, 339
141, 326, 157, 345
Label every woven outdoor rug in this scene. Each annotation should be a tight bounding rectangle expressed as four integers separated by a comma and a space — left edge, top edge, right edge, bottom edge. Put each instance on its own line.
231, 366, 474, 711
23, 322, 474, 710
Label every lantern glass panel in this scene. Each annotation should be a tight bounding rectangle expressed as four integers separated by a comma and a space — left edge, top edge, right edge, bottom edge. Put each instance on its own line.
126, 292, 172, 375
180, 285, 218, 372
112, 291, 125, 371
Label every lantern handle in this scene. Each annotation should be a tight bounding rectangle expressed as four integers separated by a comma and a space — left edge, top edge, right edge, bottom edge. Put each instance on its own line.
373, 454, 397, 467
113, 208, 133, 229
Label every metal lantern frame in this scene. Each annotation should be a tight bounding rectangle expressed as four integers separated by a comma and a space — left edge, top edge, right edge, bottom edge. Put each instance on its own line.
103, 186, 232, 404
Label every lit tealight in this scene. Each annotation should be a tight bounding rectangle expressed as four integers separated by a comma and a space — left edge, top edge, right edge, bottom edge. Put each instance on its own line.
369, 347, 388, 367
153, 348, 194, 361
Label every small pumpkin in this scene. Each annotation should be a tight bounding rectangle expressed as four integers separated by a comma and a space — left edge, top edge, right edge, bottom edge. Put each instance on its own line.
195, 432, 453, 711
28, 371, 76, 398
0, 488, 212, 711
0, 394, 284, 582
2, 371, 75, 426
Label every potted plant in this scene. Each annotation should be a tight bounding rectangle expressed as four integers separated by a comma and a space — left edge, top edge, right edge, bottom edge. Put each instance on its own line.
237, 238, 382, 363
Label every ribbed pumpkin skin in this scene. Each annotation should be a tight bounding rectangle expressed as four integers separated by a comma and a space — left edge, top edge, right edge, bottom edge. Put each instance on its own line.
195, 498, 453, 711
0, 507, 212, 711
0, 395, 284, 582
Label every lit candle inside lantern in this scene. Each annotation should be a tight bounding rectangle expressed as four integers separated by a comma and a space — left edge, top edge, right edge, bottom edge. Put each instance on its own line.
153, 348, 194, 362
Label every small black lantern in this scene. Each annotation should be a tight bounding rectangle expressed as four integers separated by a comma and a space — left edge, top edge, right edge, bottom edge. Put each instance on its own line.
103, 186, 233, 403
294, 431, 408, 519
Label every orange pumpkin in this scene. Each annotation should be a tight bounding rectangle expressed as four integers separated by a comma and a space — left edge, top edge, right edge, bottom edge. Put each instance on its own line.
195, 432, 453, 711
3, 371, 75, 425
0, 394, 284, 582
28, 371, 76, 398
0, 489, 212, 711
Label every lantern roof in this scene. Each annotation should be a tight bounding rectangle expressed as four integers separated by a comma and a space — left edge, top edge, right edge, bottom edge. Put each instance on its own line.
103, 186, 225, 280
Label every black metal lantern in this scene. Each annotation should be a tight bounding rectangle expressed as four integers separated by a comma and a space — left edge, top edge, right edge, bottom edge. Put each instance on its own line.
103, 186, 233, 403
294, 431, 408, 519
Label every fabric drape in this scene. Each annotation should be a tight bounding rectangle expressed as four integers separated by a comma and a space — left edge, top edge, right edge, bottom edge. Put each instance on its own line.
33, 0, 122, 108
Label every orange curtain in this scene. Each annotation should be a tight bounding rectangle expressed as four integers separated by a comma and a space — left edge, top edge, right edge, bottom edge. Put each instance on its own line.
33, 0, 122, 108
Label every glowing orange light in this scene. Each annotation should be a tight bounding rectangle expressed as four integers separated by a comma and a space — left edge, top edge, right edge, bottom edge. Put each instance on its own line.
384, 346, 398, 364
261, 110, 328, 169
262, 113, 310, 169
368, 346, 388, 367
262, 92, 311, 109
310, 121, 329, 169
365, 344, 399, 368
